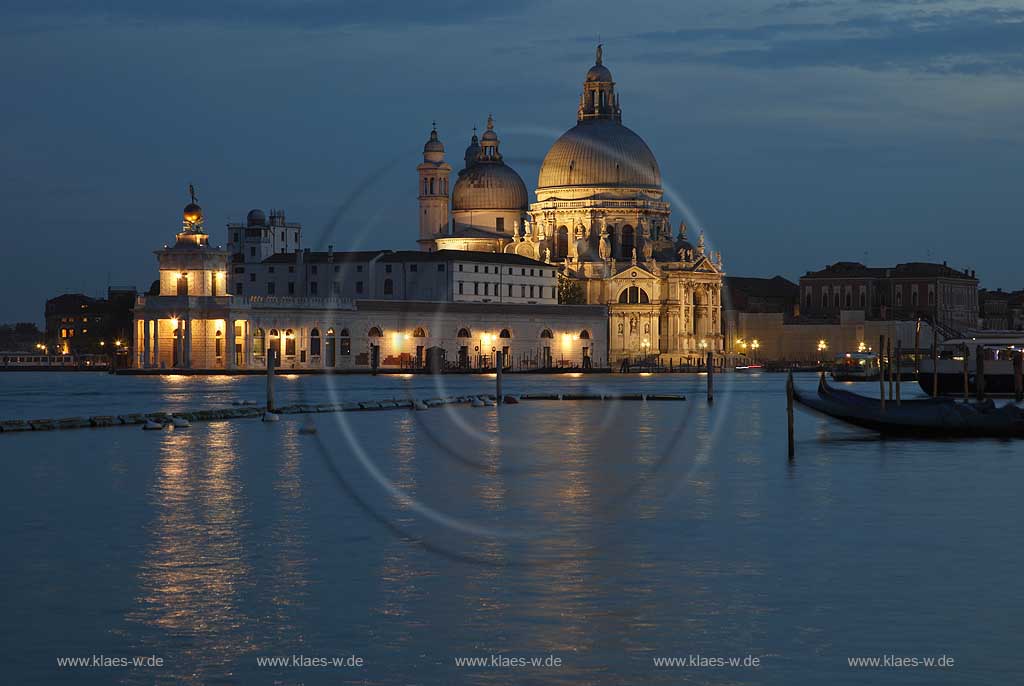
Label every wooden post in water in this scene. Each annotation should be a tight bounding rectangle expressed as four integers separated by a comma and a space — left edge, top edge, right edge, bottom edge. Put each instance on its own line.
931, 327, 939, 397
786, 371, 795, 460
962, 344, 969, 401
706, 351, 714, 404
895, 340, 902, 405
976, 345, 986, 402
496, 350, 503, 404
1014, 350, 1023, 402
887, 337, 893, 401
878, 334, 886, 412
266, 348, 276, 412
914, 319, 921, 378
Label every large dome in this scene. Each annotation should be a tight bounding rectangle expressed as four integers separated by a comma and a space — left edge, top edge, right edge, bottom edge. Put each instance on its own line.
537, 119, 661, 190
452, 163, 529, 211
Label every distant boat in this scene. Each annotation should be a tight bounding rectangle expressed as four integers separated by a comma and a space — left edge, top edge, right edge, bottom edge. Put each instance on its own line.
920, 333, 1024, 397
831, 352, 880, 382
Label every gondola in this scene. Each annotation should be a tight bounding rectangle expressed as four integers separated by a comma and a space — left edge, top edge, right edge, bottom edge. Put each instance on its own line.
792, 373, 1024, 438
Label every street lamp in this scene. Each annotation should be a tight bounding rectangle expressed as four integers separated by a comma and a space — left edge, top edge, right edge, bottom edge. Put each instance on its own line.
751, 339, 760, 361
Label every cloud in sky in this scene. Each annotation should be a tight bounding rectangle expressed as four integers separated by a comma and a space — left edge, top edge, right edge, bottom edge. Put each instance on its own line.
637, 6, 1024, 74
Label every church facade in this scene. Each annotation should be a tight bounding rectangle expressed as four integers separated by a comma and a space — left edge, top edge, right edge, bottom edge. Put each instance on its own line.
418, 46, 725, 365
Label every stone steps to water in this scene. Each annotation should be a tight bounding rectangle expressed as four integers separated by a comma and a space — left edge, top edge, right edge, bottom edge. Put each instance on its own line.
0, 392, 684, 433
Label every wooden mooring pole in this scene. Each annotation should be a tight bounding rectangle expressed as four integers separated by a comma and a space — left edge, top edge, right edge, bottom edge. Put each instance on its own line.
887, 337, 894, 401
266, 349, 276, 412
976, 345, 986, 402
895, 339, 902, 405
878, 334, 886, 412
914, 318, 921, 378
1014, 350, 1023, 402
786, 371, 795, 460
706, 351, 714, 404
962, 344, 970, 401
931, 327, 939, 398
496, 350, 504, 404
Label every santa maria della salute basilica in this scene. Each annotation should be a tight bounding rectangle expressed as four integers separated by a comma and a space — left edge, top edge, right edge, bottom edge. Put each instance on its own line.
131, 48, 724, 372
420, 46, 725, 360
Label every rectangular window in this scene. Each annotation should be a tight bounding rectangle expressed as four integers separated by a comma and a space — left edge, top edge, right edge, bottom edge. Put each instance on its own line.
334, 265, 340, 273
249, 273, 256, 282
437, 264, 445, 272
288, 282, 295, 295
269, 266, 275, 273
458, 264, 463, 272
474, 282, 479, 295
496, 217, 505, 232
521, 285, 525, 297
288, 266, 294, 273
530, 269, 535, 276
508, 268, 513, 275
458, 282, 464, 294
332, 282, 341, 295
521, 268, 526, 275
311, 265, 318, 274
234, 267, 245, 274
508, 284, 513, 296
484, 283, 489, 295
410, 264, 418, 272
356, 281, 363, 294
310, 281, 318, 295
385, 264, 393, 273
235, 283, 243, 295
340, 337, 351, 355
356, 265, 363, 272
267, 282, 275, 295
530, 285, 535, 298
474, 265, 479, 273
250, 247, 257, 257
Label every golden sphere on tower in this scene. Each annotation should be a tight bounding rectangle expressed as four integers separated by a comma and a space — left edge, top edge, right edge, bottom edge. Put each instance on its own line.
183, 202, 203, 225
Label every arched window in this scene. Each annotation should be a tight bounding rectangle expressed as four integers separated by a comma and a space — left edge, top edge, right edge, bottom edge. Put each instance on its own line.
618, 286, 650, 304
430, 178, 435, 194
253, 328, 266, 356
845, 292, 852, 308
822, 292, 829, 308
555, 226, 569, 258
284, 329, 296, 357
895, 289, 903, 306
457, 328, 471, 338
413, 327, 426, 337
383, 278, 394, 295
268, 329, 280, 356
310, 328, 321, 356
215, 329, 223, 358
325, 328, 336, 366
339, 328, 351, 356
621, 225, 635, 258
834, 292, 841, 308
423, 179, 428, 195
540, 329, 553, 339
368, 326, 383, 338
859, 292, 867, 308
499, 329, 511, 338
579, 330, 590, 340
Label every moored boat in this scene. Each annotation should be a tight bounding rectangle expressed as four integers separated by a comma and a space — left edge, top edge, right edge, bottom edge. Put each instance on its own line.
919, 332, 1024, 397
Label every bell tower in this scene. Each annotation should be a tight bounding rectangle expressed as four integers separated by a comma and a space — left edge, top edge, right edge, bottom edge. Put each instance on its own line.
417, 124, 451, 251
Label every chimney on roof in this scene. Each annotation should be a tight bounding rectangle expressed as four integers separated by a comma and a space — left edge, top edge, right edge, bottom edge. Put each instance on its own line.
943, 260, 947, 266
328, 244, 334, 262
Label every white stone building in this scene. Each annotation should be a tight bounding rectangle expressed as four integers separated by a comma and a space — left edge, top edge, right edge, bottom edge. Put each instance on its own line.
133, 195, 602, 371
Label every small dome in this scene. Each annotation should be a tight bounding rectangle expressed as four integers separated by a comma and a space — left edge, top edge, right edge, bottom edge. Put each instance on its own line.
183, 202, 203, 224
463, 132, 480, 169
481, 113, 498, 141
452, 163, 529, 211
246, 209, 266, 226
586, 63, 613, 82
424, 127, 444, 153
538, 119, 661, 190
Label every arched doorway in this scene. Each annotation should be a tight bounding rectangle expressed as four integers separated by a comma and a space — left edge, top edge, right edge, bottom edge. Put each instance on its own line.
325, 328, 336, 367
555, 226, 569, 259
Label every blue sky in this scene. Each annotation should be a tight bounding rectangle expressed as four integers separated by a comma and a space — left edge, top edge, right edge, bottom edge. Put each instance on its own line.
2, 0, 1022, 322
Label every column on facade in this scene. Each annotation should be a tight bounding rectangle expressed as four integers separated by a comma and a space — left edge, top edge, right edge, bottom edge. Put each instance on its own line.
142, 318, 151, 368
245, 321, 254, 369
226, 318, 236, 370
152, 319, 160, 368
184, 318, 193, 369
175, 319, 184, 368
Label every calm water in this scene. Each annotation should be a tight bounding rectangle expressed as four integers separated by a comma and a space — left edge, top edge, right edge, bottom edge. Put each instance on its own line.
0, 372, 1020, 685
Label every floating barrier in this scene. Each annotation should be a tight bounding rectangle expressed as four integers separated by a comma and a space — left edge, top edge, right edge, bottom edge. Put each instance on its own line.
0, 390, 685, 434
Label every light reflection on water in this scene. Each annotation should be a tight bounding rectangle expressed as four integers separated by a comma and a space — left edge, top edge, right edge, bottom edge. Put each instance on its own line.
0, 373, 1020, 685
126, 423, 254, 683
